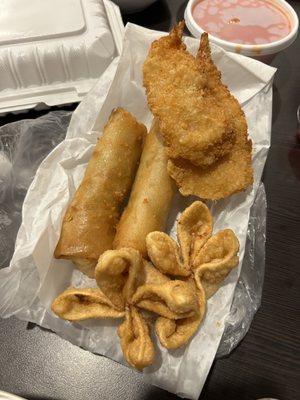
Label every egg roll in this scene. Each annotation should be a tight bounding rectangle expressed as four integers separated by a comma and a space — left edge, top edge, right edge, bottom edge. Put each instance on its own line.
113, 120, 175, 257
55, 108, 147, 277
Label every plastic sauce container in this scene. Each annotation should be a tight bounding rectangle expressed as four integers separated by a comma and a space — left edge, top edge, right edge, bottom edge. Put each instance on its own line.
184, 0, 299, 63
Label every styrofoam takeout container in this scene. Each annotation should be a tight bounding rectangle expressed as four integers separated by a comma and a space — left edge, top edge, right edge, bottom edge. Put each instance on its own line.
184, 0, 299, 63
0, 0, 124, 114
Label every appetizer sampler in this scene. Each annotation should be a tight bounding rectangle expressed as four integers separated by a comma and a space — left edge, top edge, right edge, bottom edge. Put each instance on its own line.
52, 23, 253, 370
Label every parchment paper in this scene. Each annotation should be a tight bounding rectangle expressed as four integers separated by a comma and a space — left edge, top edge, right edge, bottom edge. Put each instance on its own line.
0, 24, 276, 399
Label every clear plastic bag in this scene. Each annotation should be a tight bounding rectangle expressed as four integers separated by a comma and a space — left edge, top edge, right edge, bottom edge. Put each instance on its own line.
0, 111, 71, 270
0, 110, 266, 357
216, 182, 266, 357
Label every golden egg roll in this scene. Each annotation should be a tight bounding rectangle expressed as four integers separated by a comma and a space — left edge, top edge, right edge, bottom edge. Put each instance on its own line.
55, 108, 147, 277
113, 120, 175, 257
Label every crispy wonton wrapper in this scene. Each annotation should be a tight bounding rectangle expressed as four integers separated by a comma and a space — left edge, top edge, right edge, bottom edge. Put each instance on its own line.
132, 280, 199, 319
142, 259, 170, 285
51, 287, 124, 321
193, 229, 240, 299
146, 201, 212, 276
95, 247, 170, 311
178, 201, 213, 265
118, 306, 155, 370
146, 232, 190, 277
95, 248, 143, 311
155, 281, 206, 349
147, 203, 239, 349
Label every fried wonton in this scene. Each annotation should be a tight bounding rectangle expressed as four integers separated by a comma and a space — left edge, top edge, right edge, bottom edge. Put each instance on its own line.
51, 287, 124, 321
132, 280, 199, 319
155, 281, 206, 349
193, 229, 240, 298
146, 201, 212, 276
95, 248, 143, 310
118, 306, 155, 370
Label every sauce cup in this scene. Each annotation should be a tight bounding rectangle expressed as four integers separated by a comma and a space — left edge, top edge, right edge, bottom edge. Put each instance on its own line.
184, 0, 299, 63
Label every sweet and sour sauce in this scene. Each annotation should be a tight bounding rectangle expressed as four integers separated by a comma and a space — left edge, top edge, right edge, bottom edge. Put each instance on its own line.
192, 0, 291, 45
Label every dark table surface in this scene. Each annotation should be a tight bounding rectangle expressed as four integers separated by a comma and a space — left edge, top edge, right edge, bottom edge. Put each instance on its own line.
0, 1, 299, 399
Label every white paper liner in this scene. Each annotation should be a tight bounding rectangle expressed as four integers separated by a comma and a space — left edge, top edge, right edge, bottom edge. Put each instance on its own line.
0, 24, 276, 399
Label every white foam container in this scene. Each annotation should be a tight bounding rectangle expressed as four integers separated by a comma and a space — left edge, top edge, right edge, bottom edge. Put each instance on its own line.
0, 0, 124, 114
184, 0, 299, 63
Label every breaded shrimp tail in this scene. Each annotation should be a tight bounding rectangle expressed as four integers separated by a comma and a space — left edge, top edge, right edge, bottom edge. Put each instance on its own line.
169, 20, 185, 47
197, 32, 222, 83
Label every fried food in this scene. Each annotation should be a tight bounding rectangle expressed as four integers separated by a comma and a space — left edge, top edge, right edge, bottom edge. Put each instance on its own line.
95, 248, 143, 310
146, 232, 190, 277
52, 200, 240, 363
155, 282, 206, 349
51, 287, 124, 321
177, 201, 213, 266
55, 108, 146, 277
142, 259, 170, 285
52, 19, 249, 364
113, 120, 175, 257
143, 22, 235, 168
150, 205, 239, 349
146, 201, 212, 276
193, 229, 240, 299
132, 280, 199, 319
167, 32, 253, 200
145, 201, 239, 305
118, 306, 155, 370
167, 130, 253, 200
156, 315, 200, 350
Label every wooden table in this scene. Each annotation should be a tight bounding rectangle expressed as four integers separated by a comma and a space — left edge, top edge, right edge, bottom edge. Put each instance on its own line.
0, 1, 299, 399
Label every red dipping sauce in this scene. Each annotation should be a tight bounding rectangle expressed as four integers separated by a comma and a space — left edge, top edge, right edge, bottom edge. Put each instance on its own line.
192, 0, 291, 45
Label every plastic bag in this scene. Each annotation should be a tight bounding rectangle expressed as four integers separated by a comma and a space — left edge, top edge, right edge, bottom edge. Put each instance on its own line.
216, 182, 266, 357
0, 111, 71, 270
0, 110, 265, 357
